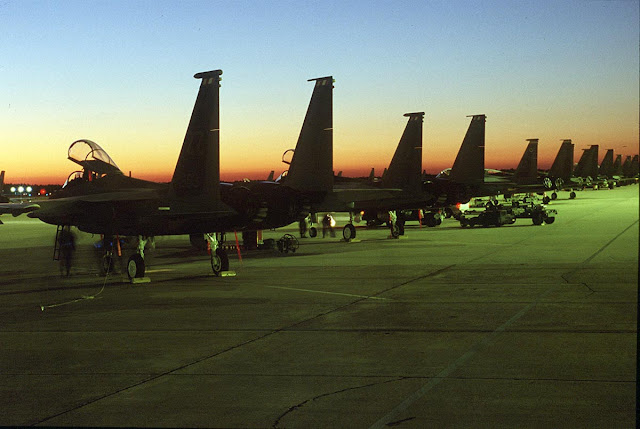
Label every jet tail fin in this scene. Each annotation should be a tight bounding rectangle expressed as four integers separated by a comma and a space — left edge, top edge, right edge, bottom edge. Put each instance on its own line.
574, 145, 599, 178
0, 170, 4, 189
613, 155, 623, 176
169, 70, 224, 209
284, 76, 333, 194
514, 139, 538, 184
599, 149, 614, 177
368, 168, 375, 182
549, 140, 574, 180
449, 115, 485, 184
382, 112, 424, 192
266, 170, 275, 181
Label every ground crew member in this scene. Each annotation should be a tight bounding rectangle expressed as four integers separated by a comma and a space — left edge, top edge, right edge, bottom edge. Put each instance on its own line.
322, 213, 335, 238
59, 226, 76, 277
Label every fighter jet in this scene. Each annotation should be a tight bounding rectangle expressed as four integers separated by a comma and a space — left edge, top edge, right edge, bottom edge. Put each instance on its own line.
423, 114, 508, 206
27, 70, 304, 278
279, 76, 431, 240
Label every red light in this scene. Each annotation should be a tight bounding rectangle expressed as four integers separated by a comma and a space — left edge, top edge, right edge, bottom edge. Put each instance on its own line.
39, 188, 46, 195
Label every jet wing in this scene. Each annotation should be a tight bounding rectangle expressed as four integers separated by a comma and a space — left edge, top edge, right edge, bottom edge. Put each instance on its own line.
0, 202, 41, 217
70, 189, 162, 203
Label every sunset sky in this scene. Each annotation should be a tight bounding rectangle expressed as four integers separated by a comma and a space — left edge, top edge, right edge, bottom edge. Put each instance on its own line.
1, 0, 638, 184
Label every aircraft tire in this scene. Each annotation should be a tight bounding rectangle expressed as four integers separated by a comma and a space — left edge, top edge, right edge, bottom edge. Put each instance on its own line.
127, 254, 145, 279
211, 248, 229, 276
551, 192, 558, 200
425, 215, 437, 227
569, 191, 577, 199
309, 227, 317, 238
102, 254, 114, 276
343, 224, 356, 240
532, 214, 543, 225
460, 220, 468, 228
544, 216, 555, 224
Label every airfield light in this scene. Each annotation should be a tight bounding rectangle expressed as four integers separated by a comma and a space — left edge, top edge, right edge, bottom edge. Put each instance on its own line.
39, 188, 46, 196
17, 186, 24, 193
10, 187, 16, 193
26, 186, 32, 193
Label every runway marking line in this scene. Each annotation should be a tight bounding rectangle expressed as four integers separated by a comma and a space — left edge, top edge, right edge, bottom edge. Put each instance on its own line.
369, 217, 639, 429
265, 285, 389, 300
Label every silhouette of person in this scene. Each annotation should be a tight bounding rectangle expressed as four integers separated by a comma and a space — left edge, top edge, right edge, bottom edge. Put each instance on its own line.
59, 226, 76, 277
322, 213, 335, 238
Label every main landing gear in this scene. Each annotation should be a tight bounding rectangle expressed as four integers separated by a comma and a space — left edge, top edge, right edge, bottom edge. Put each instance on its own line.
205, 233, 230, 276
126, 235, 151, 280
342, 212, 357, 240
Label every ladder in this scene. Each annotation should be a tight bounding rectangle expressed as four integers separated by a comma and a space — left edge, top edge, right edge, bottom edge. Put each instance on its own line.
53, 224, 64, 261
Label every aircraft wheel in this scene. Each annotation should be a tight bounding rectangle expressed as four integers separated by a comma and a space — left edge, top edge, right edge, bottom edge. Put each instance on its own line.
542, 196, 551, 204
343, 224, 356, 240
397, 221, 405, 236
532, 214, 543, 225
390, 223, 400, 238
569, 191, 577, 199
551, 192, 557, 200
460, 219, 468, 228
102, 254, 114, 276
309, 227, 317, 238
127, 254, 145, 279
211, 248, 229, 276
544, 216, 555, 224
435, 217, 442, 226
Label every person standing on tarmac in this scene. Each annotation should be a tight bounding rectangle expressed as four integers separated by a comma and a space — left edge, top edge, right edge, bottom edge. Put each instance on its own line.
389, 210, 398, 238
322, 213, 335, 238
59, 226, 76, 277
299, 214, 310, 238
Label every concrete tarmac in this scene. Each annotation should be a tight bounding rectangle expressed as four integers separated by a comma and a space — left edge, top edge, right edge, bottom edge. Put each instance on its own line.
0, 186, 637, 427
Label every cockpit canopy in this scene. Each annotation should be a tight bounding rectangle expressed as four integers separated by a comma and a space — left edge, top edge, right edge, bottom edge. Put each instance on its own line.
68, 139, 123, 176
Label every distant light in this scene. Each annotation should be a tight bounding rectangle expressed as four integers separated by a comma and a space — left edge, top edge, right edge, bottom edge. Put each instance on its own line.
10, 187, 16, 193
26, 186, 32, 193
39, 188, 46, 195
17, 186, 24, 193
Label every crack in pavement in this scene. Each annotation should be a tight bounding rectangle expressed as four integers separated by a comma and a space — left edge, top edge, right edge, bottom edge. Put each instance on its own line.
272, 377, 406, 428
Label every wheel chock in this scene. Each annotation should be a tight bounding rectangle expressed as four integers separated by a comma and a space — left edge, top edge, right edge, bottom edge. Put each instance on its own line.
129, 277, 151, 284
210, 270, 237, 277
344, 239, 361, 243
